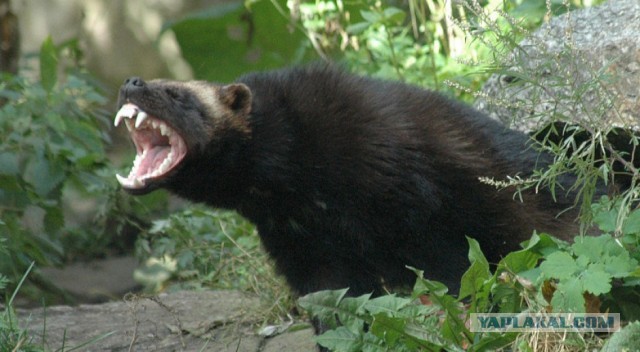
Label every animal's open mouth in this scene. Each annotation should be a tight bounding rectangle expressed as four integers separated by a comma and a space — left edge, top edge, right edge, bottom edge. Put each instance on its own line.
114, 103, 187, 190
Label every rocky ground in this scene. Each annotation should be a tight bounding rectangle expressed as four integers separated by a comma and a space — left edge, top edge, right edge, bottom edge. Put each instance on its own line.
18, 257, 316, 352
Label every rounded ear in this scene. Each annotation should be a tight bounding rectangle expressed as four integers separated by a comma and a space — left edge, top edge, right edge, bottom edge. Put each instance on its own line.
221, 83, 252, 115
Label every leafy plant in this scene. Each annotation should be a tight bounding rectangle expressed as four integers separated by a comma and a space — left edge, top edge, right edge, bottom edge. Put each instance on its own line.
298, 250, 519, 352
298, 286, 462, 351
289, 0, 478, 93
0, 36, 145, 300
601, 321, 640, 352
300, 216, 639, 351
286, 0, 604, 97
162, 0, 313, 83
0, 250, 116, 352
298, 195, 640, 351
539, 234, 639, 313
134, 206, 294, 321
0, 261, 41, 352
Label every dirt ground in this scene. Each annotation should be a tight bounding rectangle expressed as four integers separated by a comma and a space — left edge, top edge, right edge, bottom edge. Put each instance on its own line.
18, 257, 317, 351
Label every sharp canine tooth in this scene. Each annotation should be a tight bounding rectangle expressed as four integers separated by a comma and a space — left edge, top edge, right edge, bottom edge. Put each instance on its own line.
114, 113, 125, 127
160, 124, 168, 136
113, 104, 138, 127
115, 104, 139, 127
116, 173, 128, 185
135, 111, 149, 128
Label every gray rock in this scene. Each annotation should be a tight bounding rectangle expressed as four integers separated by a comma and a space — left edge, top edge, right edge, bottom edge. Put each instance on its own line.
39, 256, 140, 303
474, 0, 640, 132
18, 290, 316, 352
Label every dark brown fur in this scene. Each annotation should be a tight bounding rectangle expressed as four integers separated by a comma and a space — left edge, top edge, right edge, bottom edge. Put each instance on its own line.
117, 66, 583, 295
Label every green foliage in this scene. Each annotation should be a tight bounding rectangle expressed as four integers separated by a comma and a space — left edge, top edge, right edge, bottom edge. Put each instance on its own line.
134, 206, 293, 320
300, 219, 639, 351
601, 321, 640, 352
287, 0, 603, 96
299, 196, 640, 351
136, 207, 257, 289
165, 0, 606, 97
291, 0, 481, 93
298, 287, 461, 351
39, 37, 59, 93
298, 262, 521, 351
539, 233, 639, 313
0, 76, 101, 260
0, 261, 41, 352
0, 37, 142, 300
163, 0, 312, 83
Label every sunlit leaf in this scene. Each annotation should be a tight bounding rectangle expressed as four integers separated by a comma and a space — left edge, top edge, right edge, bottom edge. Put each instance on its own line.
39, 36, 58, 93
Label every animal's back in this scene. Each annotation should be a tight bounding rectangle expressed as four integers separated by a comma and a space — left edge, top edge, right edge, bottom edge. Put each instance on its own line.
231, 66, 578, 293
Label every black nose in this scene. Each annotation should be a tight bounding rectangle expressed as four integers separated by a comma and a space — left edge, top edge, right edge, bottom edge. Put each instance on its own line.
123, 77, 145, 90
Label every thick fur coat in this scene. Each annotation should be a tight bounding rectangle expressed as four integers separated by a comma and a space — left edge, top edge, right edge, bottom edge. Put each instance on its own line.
114, 66, 581, 295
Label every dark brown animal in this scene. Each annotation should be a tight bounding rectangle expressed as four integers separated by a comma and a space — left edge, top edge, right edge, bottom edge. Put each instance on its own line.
114, 66, 582, 296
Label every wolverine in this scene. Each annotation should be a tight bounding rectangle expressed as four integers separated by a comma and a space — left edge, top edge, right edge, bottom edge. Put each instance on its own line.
114, 65, 582, 297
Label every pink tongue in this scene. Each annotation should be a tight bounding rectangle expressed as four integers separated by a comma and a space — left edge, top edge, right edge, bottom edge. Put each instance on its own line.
136, 146, 170, 177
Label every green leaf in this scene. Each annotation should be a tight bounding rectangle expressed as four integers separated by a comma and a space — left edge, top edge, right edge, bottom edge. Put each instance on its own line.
369, 313, 405, 345
338, 294, 371, 332
403, 321, 463, 351
409, 267, 449, 297
466, 236, 490, 267
593, 205, 618, 233
623, 209, 640, 235
525, 232, 565, 256
382, 7, 405, 24
410, 272, 467, 345
24, 154, 66, 197
298, 288, 349, 329
360, 332, 388, 352
604, 253, 638, 278
360, 10, 381, 24
472, 332, 518, 351
540, 251, 578, 280
601, 321, 640, 352
0, 153, 19, 175
166, 0, 309, 83
571, 236, 607, 262
459, 237, 491, 299
315, 326, 361, 352
43, 205, 65, 235
346, 22, 370, 35
551, 277, 585, 312
498, 245, 541, 274
364, 294, 410, 316
39, 36, 58, 93
0, 175, 30, 208
581, 264, 611, 295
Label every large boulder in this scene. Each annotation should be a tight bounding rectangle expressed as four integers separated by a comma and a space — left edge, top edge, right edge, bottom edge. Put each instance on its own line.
475, 0, 640, 132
